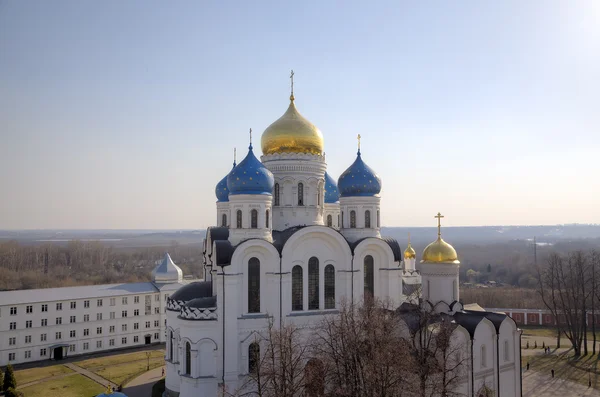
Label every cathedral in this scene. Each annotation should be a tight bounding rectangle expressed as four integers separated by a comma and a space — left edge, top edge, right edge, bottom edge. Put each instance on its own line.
164, 79, 522, 396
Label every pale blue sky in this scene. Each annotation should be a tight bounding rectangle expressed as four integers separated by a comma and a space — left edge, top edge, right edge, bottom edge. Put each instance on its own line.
1, 1, 599, 229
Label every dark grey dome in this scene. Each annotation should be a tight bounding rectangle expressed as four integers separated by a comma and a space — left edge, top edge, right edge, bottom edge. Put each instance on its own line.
170, 281, 212, 302
185, 296, 217, 309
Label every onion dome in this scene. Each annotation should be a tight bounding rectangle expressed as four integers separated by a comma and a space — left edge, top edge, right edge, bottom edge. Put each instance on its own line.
421, 213, 460, 264
338, 148, 381, 197
324, 172, 339, 203
261, 97, 324, 155
215, 159, 236, 202
170, 281, 213, 302
227, 143, 274, 195
404, 243, 416, 260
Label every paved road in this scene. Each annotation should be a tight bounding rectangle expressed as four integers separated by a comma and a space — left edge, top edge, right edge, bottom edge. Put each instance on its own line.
523, 369, 600, 396
123, 366, 165, 397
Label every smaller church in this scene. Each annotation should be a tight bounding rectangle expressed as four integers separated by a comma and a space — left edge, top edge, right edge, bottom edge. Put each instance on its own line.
164, 76, 522, 397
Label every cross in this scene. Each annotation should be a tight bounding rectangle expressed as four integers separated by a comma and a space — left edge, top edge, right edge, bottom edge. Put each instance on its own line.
290, 70, 295, 100
233, 147, 237, 166
249, 128, 252, 148
434, 212, 444, 237
407, 231, 411, 244
357, 134, 361, 153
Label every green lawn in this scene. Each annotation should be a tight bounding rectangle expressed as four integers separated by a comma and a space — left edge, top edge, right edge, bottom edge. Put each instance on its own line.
21, 374, 104, 397
75, 349, 164, 370
523, 351, 600, 389
521, 325, 599, 340
14, 364, 73, 385
93, 358, 164, 385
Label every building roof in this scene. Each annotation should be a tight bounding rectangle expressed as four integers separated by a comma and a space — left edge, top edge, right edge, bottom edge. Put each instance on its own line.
0, 282, 160, 306
152, 253, 183, 283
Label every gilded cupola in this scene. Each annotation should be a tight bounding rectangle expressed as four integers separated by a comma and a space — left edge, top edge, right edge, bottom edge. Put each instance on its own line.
421, 213, 460, 264
260, 71, 324, 155
404, 235, 416, 260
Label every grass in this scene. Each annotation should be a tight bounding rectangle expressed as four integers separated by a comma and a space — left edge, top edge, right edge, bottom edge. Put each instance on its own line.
21, 374, 105, 397
14, 364, 73, 385
75, 349, 164, 370
523, 350, 600, 390
521, 325, 599, 340
91, 357, 165, 385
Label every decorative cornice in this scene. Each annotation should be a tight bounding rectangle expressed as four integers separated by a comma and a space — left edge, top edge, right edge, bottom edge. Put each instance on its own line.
261, 152, 325, 162
179, 306, 217, 321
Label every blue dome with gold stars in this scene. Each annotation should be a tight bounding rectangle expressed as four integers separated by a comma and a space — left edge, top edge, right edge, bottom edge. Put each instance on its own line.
227, 144, 274, 195
215, 160, 236, 202
324, 172, 339, 203
338, 149, 381, 197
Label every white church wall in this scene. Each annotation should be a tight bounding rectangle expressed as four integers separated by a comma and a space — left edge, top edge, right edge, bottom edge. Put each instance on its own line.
499, 317, 520, 397
353, 238, 396, 304
472, 318, 498, 395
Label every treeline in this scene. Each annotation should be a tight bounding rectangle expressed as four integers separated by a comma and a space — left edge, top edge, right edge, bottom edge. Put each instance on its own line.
0, 240, 204, 291
460, 287, 545, 309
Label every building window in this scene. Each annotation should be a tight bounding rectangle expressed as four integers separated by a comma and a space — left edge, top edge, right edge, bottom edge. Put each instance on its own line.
154, 307, 160, 314
350, 210, 356, 228
8, 353, 15, 361
10, 307, 17, 315
377, 210, 380, 228
338, 214, 340, 227
504, 340, 510, 361
56, 332, 62, 340
70, 316, 76, 323
134, 336, 139, 343
298, 183, 304, 206
327, 214, 332, 227
292, 265, 303, 311
84, 329, 89, 336
185, 342, 191, 376
134, 323, 139, 330
265, 210, 269, 228
70, 330, 76, 338
41, 319, 47, 326
9, 337, 15, 345
134, 309, 140, 316
134, 296, 140, 304
110, 325, 115, 333
84, 300, 90, 308
237, 210, 243, 228
324, 264, 335, 309
26, 320, 32, 328
24, 351, 31, 359
248, 257, 261, 313
40, 348, 47, 357
55, 317, 62, 325
249, 342, 260, 374
83, 342, 89, 351
146, 321, 151, 328
122, 324, 127, 332
110, 298, 116, 306
40, 333, 47, 342
97, 327, 102, 334
122, 297, 128, 305
364, 255, 374, 300
109, 339, 115, 346
154, 320, 160, 327
41, 304, 48, 312
365, 210, 371, 228
70, 301, 76, 309
97, 299, 103, 307
308, 257, 319, 310
25, 335, 32, 344
155, 294, 160, 302
10, 322, 16, 330
341, 212, 344, 228
481, 345, 487, 368
274, 183, 280, 206
84, 314, 89, 322
122, 310, 127, 318
69, 344, 75, 352
26, 305, 33, 314
110, 312, 115, 319
56, 303, 62, 311
222, 213, 227, 227
154, 332, 160, 340
97, 313, 102, 321
97, 341, 102, 348
122, 337, 127, 345
251, 209, 258, 229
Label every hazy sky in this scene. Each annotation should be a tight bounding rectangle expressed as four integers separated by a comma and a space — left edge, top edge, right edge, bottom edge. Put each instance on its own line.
1, 1, 599, 229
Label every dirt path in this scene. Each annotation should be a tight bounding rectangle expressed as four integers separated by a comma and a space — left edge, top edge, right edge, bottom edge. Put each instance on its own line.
64, 362, 118, 390
122, 366, 165, 397
523, 369, 600, 396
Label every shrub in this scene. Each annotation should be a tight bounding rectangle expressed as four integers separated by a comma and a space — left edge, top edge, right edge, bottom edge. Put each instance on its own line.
4, 364, 17, 391
5, 387, 23, 397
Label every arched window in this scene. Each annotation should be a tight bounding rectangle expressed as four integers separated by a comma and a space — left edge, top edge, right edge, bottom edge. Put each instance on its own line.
169, 331, 173, 361
305, 358, 325, 397
308, 257, 319, 310
364, 255, 374, 300
481, 345, 487, 368
298, 183, 304, 206
221, 213, 227, 227
249, 342, 260, 374
341, 212, 344, 228
251, 209, 258, 229
292, 265, 303, 311
185, 342, 191, 375
377, 210, 380, 228
503, 340, 510, 361
350, 210, 356, 228
265, 210, 269, 228
327, 214, 332, 227
337, 214, 340, 227
236, 210, 242, 228
317, 187, 321, 207
274, 183, 280, 206
365, 210, 371, 228
324, 264, 335, 309
248, 258, 260, 313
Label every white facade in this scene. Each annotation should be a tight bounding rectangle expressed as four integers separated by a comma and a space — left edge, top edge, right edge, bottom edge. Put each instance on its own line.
0, 253, 187, 367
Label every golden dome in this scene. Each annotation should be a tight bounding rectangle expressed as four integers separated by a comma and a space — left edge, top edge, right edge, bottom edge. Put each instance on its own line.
421, 237, 459, 264
404, 242, 416, 259
261, 98, 324, 155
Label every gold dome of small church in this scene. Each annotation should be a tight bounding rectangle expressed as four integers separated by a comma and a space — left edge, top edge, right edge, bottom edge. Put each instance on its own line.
404, 233, 416, 259
421, 213, 460, 264
260, 71, 324, 155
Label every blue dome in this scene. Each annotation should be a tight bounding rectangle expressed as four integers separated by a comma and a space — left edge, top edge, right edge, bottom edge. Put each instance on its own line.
337, 150, 381, 197
215, 160, 236, 202
324, 172, 339, 203
227, 145, 274, 195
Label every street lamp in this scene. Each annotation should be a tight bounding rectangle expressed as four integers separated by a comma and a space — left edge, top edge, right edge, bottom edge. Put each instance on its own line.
146, 351, 151, 371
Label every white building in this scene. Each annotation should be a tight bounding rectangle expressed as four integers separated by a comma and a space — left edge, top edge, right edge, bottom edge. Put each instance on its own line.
165, 86, 522, 397
0, 253, 187, 366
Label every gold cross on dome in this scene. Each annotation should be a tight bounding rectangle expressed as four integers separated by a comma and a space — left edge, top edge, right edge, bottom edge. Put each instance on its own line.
357, 134, 361, 151
290, 70, 295, 101
434, 212, 444, 237
249, 128, 252, 145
